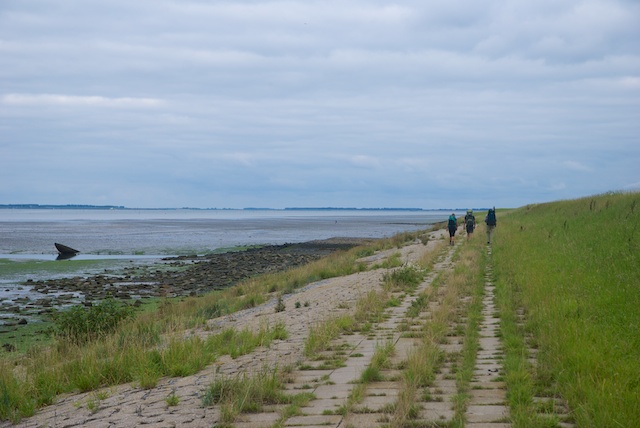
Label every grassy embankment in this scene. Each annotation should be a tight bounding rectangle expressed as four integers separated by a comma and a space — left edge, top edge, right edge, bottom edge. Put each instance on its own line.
0, 229, 431, 423
492, 191, 640, 427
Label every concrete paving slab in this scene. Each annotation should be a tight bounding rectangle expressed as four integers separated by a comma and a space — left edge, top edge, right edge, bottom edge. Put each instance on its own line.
342, 413, 389, 427
235, 411, 282, 426
357, 394, 397, 411
295, 370, 334, 381
466, 405, 509, 423
419, 401, 455, 420
477, 350, 502, 359
329, 366, 363, 383
466, 424, 511, 428
299, 398, 345, 413
469, 389, 506, 405
285, 414, 343, 426
478, 337, 502, 348
472, 381, 507, 390
313, 383, 353, 399
432, 379, 456, 392
394, 337, 420, 355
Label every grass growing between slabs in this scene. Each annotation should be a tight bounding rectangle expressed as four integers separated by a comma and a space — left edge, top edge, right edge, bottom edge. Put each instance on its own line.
450, 235, 487, 426
492, 191, 640, 427
387, 235, 483, 427
202, 365, 315, 427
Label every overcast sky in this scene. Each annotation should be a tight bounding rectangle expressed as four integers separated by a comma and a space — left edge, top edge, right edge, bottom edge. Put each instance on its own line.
1, 0, 639, 209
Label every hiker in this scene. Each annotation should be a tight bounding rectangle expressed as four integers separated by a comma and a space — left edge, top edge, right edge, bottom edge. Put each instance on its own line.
485, 207, 497, 244
447, 213, 457, 246
464, 209, 476, 240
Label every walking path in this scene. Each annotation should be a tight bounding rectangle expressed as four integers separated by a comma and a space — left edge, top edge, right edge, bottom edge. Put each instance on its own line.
340, 236, 462, 428
3, 229, 575, 427
465, 246, 510, 427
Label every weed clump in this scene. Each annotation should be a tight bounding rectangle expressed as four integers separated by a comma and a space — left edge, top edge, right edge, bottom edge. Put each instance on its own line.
382, 265, 424, 292
203, 367, 313, 424
50, 299, 136, 345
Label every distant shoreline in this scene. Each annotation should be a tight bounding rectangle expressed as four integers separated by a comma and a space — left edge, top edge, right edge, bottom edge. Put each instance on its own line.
0, 204, 487, 211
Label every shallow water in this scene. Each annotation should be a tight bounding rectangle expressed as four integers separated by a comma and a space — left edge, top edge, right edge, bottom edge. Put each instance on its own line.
0, 209, 450, 256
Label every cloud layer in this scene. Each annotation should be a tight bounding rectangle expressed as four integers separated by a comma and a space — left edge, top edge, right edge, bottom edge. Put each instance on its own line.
1, 0, 639, 208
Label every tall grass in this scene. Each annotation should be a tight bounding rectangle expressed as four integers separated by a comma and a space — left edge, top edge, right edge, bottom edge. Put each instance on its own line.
0, 322, 287, 423
50, 299, 136, 345
382, 265, 425, 293
304, 315, 356, 357
202, 366, 314, 425
493, 191, 640, 427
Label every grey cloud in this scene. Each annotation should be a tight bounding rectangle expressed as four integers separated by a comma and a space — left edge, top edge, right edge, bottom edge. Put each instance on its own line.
2, 94, 164, 108
1, 0, 638, 208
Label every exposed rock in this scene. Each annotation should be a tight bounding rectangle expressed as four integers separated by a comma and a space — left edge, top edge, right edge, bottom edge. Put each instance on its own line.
21, 239, 370, 307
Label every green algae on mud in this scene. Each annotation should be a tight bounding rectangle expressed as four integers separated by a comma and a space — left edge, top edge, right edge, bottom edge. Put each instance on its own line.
0, 257, 161, 355
0, 257, 128, 277
0, 319, 54, 355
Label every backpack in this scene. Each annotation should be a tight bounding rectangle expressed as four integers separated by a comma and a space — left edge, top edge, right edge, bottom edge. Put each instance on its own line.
486, 209, 496, 226
466, 216, 475, 229
448, 217, 456, 227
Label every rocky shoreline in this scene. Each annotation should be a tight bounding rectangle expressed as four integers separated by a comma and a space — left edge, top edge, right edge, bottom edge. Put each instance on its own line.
1, 238, 372, 333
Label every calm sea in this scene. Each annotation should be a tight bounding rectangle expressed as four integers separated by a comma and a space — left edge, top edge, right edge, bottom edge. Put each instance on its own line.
0, 209, 453, 259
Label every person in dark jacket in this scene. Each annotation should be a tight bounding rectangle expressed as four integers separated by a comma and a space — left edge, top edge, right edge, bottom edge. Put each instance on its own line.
447, 213, 457, 246
485, 207, 497, 244
464, 209, 476, 240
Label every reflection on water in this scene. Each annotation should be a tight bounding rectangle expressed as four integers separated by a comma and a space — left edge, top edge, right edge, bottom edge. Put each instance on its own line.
56, 253, 76, 261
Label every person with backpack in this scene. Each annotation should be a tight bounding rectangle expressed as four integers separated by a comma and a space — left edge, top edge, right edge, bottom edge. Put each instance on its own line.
464, 209, 476, 240
485, 207, 497, 244
447, 213, 457, 246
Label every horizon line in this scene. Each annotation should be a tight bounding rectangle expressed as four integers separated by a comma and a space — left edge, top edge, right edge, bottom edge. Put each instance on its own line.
0, 204, 493, 211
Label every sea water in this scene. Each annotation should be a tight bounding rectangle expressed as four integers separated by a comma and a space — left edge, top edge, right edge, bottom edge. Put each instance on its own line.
0, 209, 451, 258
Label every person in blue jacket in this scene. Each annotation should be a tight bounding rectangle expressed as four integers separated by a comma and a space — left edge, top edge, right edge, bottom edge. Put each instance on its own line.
447, 213, 457, 246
